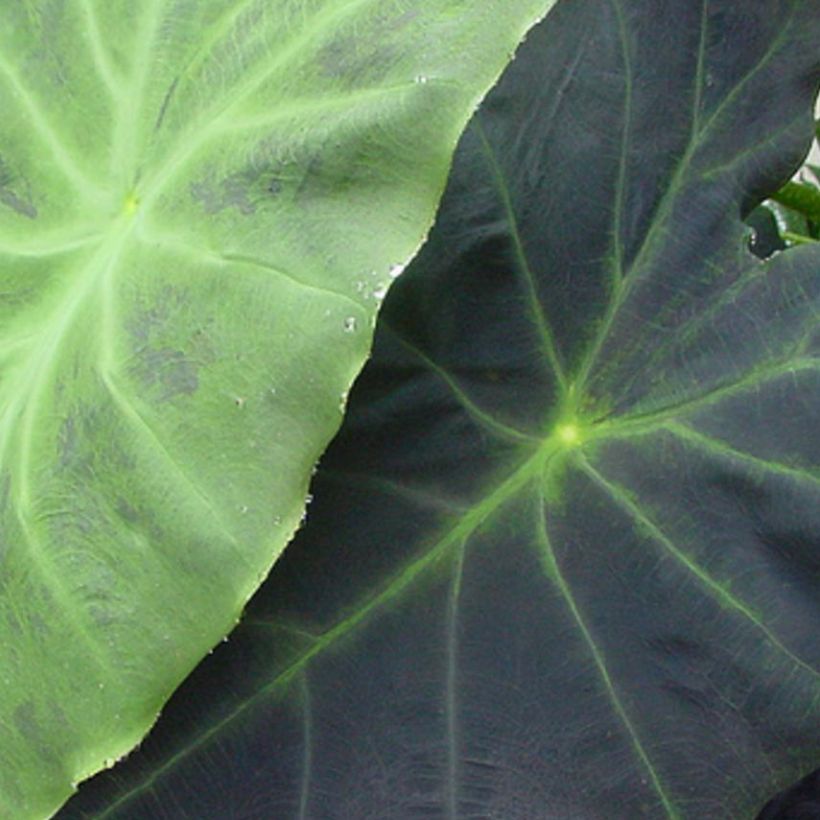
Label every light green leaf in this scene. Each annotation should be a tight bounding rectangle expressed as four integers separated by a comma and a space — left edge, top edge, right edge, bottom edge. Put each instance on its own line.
0, 1, 554, 816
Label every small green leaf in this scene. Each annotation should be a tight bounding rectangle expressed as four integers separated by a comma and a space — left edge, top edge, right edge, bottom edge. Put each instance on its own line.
770, 180, 820, 224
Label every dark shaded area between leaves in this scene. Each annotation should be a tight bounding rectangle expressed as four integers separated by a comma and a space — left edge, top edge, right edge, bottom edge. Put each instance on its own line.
756, 767, 820, 820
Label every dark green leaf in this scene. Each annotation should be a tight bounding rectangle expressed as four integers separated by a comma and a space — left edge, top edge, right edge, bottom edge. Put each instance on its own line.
62, 0, 820, 817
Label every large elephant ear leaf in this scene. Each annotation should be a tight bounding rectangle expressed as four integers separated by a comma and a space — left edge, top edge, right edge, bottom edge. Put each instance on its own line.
0, 1, 557, 817
60, 0, 820, 817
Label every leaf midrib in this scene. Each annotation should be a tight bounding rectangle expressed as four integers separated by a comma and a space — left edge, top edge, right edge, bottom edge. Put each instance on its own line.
0, 222, 134, 462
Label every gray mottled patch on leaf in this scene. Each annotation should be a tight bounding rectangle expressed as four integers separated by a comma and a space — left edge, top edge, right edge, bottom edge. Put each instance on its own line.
131, 347, 200, 401
190, 172, 258, 216
0, 156, 37, 219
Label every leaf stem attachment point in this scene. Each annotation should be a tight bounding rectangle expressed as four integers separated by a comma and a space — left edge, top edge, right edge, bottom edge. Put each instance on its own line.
556, 422, 582, 446
123, 191, 140, 215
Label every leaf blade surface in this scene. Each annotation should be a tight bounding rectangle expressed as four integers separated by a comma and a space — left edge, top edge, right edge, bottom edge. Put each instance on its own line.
0, 1, 555, 816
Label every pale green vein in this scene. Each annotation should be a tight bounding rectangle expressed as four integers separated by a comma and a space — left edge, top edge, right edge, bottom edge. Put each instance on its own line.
320, 468, 469, 516
298, 673, 313, 820
203, 0, 380, 129
100, 373, 256, 574
79, 0, 123, 98
597, 357, 818, 435
139, 0, 383, 205
573, 0, 708, 391
11, 488, 115, 679
0, 229, 101, 258
241, 620, 321, 644
694, 1, 798, 143
581, 458, 820, 683
690, 0, 709, 135
700, 113, 806, 181
445, 540, 466, 820
219, 78, 459, 135
508, 25, 588, 160
93, 534, 459, 817
574, 0, 795, 393
146, 0, 275, 110
0, 335, 35, 362
663, 422, 820, 491
92, 444, 551, 816
220, 253, 365, 311
0, 228, 130, 469
475, 120, 568, 392
607, 0, 635, 288
0, 52, 101, 197
110, 0, 164, 181
13, 430, 113, 672
608, 259, 760, 409
598, 416, 820, 492
140, 232, 366, 311
98, 238, 119, 375
381, 321, 539, 445
534, 494, 679, 819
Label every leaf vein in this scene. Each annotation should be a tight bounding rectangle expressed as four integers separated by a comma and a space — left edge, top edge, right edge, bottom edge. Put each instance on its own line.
141, 233, 366, 311
581, 459, 820, 683
381, 321, 539, 445
573, 0, 796, 391
600, 357, 818, 432
79, 0, 123, 98
475, 120, 568, 393
664, 422, 820, 491
100, 373, 255, 573
535, 493, 680, 819
0, 53, 101, 197
140, 0, 383, 203
607, 0, 635, 287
